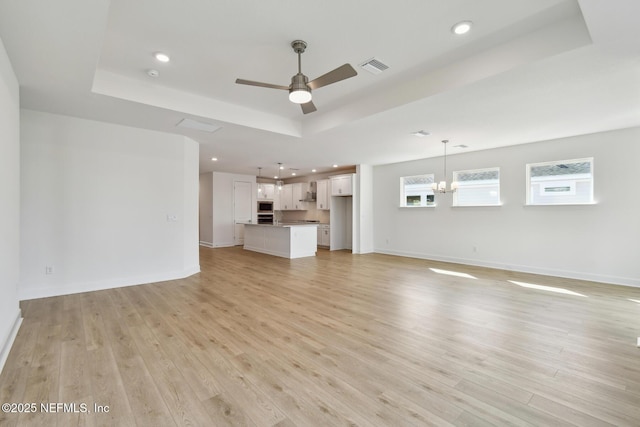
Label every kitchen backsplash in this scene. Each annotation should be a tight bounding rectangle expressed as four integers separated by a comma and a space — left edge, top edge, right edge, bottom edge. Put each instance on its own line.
279, 208, 330, 224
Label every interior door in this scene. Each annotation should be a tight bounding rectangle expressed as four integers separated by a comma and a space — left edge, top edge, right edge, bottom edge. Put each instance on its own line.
234, 181, 253, 245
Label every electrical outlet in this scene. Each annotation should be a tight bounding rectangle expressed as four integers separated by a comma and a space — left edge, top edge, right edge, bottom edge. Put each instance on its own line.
45, 265, 54, 275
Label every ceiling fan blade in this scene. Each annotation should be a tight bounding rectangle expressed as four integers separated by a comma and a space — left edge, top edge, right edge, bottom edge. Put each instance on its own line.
301, 100, 317, 114
235, 78, 289, 90
307, 64, 357, 90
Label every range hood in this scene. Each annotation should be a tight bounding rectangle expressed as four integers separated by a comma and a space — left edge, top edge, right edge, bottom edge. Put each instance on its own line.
301, 181, 317, 202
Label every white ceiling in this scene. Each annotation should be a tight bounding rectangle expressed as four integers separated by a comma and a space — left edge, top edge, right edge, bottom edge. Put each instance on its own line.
1, 0, 639, 177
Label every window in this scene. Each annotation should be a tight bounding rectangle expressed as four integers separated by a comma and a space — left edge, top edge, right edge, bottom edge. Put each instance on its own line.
400, 174, 435, 207
452, 167, 501, 207
526, 158, 593, 205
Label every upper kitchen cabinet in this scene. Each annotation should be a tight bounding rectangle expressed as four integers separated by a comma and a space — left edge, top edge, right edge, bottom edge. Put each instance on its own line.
279, 184, 293, 210
257, 183, 275, 200
278, 183, 307, 210
317, 179, 330, 210
331, 174, 354, 196
291, 182, 306, 210
273, 184, 281, 210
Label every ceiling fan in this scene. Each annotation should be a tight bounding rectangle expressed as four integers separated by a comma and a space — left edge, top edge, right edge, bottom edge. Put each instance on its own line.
235, 40, 357, 114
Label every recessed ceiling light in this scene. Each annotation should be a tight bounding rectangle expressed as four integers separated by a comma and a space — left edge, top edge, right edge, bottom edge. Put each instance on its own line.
154, 52, 170, 63
211, 157, 218, 161
332, 164, 338, 168
279, 165, 284, 170
452, 21, 473, 35
312, 169, 317, 173
291, 172, 296, 176
411, 130, 431, 137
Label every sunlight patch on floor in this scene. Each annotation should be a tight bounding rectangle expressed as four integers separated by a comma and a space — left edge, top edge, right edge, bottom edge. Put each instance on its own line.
430, 268, 477, 279
508, 280, 586, 297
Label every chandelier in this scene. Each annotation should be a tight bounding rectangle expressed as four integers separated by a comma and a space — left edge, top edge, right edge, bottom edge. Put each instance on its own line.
432, 140, 458, 193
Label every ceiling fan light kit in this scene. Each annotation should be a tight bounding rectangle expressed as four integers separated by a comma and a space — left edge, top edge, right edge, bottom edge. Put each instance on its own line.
288, 74, 312, 104
288, 90, 311, 103
236, 39, 357, 114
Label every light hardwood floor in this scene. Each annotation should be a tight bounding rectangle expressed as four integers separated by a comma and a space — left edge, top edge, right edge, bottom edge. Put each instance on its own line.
1, 246, 640, 426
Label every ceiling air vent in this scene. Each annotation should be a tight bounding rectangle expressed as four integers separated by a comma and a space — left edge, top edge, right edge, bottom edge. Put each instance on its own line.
359, 57, 389, 75
176, 118, 222, 133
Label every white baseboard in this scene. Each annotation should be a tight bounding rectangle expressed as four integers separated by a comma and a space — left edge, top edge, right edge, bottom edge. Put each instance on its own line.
212, 242, 236, 248
199, 241, 214, 248
374, 248, 640, 288
18, 265, 201, 301
0, 310, 22, 374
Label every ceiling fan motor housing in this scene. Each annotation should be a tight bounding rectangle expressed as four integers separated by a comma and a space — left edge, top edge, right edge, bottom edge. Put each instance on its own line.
289, 73, 312, 103
290, 73, 310, 92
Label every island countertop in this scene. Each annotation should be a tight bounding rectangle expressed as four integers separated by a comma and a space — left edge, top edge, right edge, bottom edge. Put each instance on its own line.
242, 222, 317, 258
243, 222, 319, 228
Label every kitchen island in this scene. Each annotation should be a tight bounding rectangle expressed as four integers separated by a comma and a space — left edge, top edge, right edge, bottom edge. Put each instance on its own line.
243, 223, 318, 259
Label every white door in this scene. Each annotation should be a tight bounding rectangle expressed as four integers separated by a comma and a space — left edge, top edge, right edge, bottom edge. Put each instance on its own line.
234, 181, 253, 245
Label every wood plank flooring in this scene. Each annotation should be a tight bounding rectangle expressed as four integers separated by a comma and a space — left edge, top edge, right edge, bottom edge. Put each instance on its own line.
1, 246, 640, 426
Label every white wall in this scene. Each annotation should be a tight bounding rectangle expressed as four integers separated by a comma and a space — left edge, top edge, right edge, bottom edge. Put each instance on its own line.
199, 172, 213, 246
373, 127, 640, 287
0, 37, 22, 372
355, 164, 374, 254
182, 143, 199, 270
211, 172, 256, 247
20, 110, 200, 300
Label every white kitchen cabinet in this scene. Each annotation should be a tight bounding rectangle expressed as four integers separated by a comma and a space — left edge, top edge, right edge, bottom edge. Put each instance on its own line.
273, 185, 281, 210
317, 224, 330, 247
291, 182, 306, 210
244, 223, 318, 259
331, 174, 353, 196
316, 179, 330, 210
279, 184, 293, 210
279, 183, 307, 210
257, 183, 275, 200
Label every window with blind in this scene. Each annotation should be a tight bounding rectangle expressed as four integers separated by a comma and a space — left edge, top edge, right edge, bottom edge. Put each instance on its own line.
400, 174, 435, 207
526, 158, 594, 205
452, 167, 501, 207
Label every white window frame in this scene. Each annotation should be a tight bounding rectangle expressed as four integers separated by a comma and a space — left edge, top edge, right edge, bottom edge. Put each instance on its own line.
452, 167, 501, 207
400, 174, 435, 207
526, 157, 594, 206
